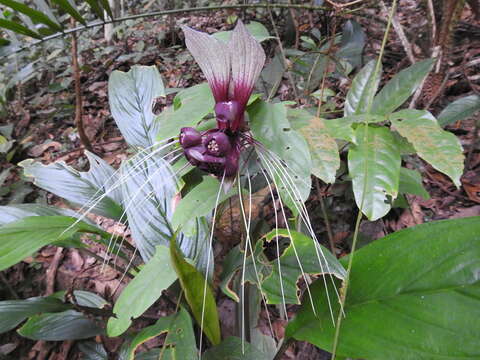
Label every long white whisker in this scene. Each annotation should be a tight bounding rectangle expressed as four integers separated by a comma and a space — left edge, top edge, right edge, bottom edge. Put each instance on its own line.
257, 161, 288, 319
239, 167, 274, 351
258, 148, 341, 322
199, 172, 226, 358
108, 153, 183, 271
257, 150, 318, 318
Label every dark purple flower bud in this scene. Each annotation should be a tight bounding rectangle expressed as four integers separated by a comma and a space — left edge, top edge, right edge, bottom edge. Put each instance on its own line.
180, 127, 202, 148
205, 132, 231, 156
215, 101, 240, 130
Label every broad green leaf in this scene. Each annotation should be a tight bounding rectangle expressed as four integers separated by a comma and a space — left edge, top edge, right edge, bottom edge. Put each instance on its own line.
0, 18, 41, 38
261, 229, 345, 304
120, 153, 212, 274
0, 296, 70, 333
67, 290, 108, 308
213, 21, 274, 43
20, 158, 123, 220
344, 59, 381, 116
297, 117, 340, 183
438, 94, 480, 126
170, 237, 221, 345
123, 308, 196, 360
107, 246, 177, 337
109, 65, 165, 148
371, 59, 434, 115
172, 176, 235, 231
0, 0, 62, 31
0, 204, 85, 226
119, 154, 177, 261
78, 341, 108, 360
249, 101, 312, 213
18, 310, 102, 340
287, 108, 355, 142
156, 83, 214, 141
348, 125, 401, 220
399, 167, 430, 199
287, 216, 480, 360
0, 216, 103, 271
390, 109, 464, 187
204, 336, 270, 360
51, 0, 86, 25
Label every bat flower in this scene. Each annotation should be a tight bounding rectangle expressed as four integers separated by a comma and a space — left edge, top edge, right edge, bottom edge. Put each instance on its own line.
179, 20, 266, 177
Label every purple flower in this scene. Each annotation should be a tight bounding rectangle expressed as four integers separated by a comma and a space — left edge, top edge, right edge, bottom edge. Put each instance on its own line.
179, 20, 266, 177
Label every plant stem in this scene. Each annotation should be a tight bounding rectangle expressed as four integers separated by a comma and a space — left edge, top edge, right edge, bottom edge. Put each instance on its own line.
315, 178, 336, 255
70, 18, 94, 153
330, 1, 397, 358
4, 3, 338, 57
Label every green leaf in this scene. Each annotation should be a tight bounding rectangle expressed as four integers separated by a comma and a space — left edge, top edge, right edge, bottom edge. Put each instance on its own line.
172, 176, 235, 231
170, 237, 221, 345
123, 308, 196, 360
249, 101, 312, 213
0, 18, 41, 38
344, 59, 381, 116
0, 0, 62, 31
0, 216, 103, 271
78, 341, 108, 360
371, 59, 434, 115
18, 310, 102, 340
20, 158, 123, 220
348, 125, 401, 220
0, 204, 84, 226
438, 94, 480, 127
97, 0, 113, 19
109, 65, 165, 148
399, 167, 430, 199
156, 83, 214, 141
261, 229, 345, 304
296, 117, 340, 183
390, 109, 464, 187
204, 336, 270, 360
287, 216, 480, 360
0, 296, 70, 333
107, 246, 177, 337
213, 21, 274, 43
51, 0, 86, 25
287, 108, 355, 143
119, 154, 177, 261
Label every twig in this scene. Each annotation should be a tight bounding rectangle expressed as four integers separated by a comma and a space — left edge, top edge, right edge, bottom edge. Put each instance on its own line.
379, 0, 415, 64
71, 18, 94, 154
315, 178, 336, 255
426, 0, 437, 44
46, 247, 65, 295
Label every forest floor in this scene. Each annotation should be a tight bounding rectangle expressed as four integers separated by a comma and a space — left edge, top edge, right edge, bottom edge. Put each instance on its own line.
0, 1, 479, 359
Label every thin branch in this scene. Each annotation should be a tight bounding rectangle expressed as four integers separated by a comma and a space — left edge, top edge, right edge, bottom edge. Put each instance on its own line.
71, 18, 94, 153
315, 178, 336, 255
379, 0, 415, 64
3, 3, 335, 58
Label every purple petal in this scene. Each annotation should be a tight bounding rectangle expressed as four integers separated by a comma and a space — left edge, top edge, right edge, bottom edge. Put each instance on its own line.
229, 20, 266, 124
182, 25, 231, 102
205, 131, 231, 156
179, 127, 202, 148
214, 101, 240, 130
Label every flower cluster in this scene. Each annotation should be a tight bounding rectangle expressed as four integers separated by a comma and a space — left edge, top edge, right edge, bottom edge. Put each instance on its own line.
179, 20, 266, 178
